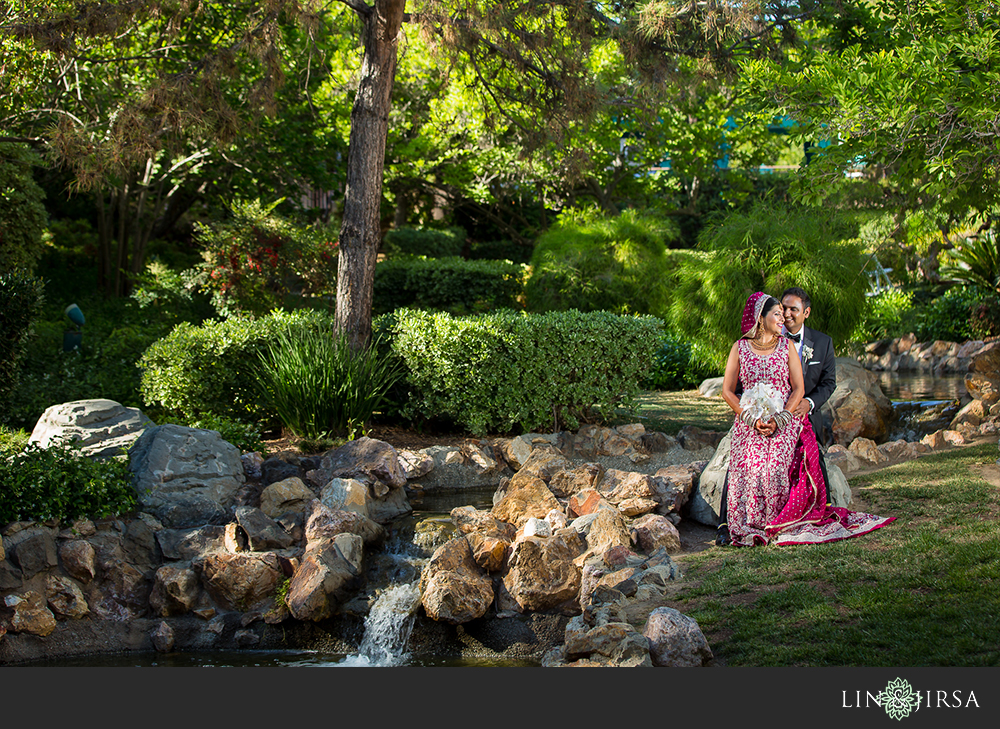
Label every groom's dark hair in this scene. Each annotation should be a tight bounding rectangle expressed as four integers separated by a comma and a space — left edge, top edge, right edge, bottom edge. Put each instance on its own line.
781, 286, 811, 309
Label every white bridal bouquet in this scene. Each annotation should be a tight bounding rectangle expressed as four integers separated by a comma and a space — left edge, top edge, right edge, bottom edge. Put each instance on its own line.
739, 382, 785, 423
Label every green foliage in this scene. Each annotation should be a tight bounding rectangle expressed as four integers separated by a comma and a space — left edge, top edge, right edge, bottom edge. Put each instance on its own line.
0, 143, 48, 273
0, 425, 30, 452
187, 414, 267, 455
524, 208, 681, 318
643, 333, 718, 392
130, 260, 215, 326
382, 226, 466, 259
911, 285, 997, 343
849, 288, 916, 344
940, 232, 1000, 295
188, 199, 338, 318
391, 308, 663, 435
257, 324, 403, 440
138, 308, 330, 424
666, 203, 869, 370
0, 270, 45, 404
467, 239, 534, 264
0, 442, 137, 523
372, 256, 525, 316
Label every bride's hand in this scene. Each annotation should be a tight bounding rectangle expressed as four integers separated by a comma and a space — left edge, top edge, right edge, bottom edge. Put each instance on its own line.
755, 419, 777, 437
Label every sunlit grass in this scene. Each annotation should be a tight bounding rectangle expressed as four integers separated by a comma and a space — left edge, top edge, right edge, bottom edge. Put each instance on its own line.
615, 389, 733, 435
663, 443, 1000, 666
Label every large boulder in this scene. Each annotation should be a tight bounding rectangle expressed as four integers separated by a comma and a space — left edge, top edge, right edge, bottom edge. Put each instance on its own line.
287, 532, 364, 622
306, 437, 411, 523
194, 552, 285, 613
419, 537, 494, 624
405, 443, 511, 492
687, 430, 731, 527
642, 606, 714, 667
501, 530, 585, 613
28, 399, 153, 458
966, 341, 1000, 405
259, 477, 316, 519
823, 358, 894, 445
492, 472, 562, 529
128, 424, 246, 528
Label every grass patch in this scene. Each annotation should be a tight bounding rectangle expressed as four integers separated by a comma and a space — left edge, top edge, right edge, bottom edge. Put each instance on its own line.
614, 389, 733, 435
665, 443, 1000, 666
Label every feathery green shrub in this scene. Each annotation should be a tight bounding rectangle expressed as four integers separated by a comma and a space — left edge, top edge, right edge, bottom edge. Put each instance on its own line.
372, 256, 525, 315
382, 226, 466, 258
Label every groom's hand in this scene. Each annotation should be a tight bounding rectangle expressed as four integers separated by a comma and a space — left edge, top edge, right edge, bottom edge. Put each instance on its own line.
791, 400, 811, 419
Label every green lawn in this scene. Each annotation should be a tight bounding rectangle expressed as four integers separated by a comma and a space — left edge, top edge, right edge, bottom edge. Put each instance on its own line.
663, 443, 1000, 666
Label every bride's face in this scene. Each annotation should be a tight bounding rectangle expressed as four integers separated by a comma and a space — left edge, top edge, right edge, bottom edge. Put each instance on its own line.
760, 304, 783, 337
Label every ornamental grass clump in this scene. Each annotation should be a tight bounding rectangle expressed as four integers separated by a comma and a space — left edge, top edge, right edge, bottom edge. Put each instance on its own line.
256, 324, 402, 440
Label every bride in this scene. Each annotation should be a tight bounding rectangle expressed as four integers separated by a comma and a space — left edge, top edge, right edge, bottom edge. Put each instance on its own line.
720, 292, 895, 547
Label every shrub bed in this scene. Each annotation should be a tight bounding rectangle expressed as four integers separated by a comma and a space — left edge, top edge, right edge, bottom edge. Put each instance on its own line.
138, 308, 330, 424
372, 256, 525, 316
391, 308, 662, 435
382, 226, 465, 258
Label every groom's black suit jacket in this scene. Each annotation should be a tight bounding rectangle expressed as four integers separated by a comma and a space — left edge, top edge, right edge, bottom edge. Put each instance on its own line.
796, 325, 837, 445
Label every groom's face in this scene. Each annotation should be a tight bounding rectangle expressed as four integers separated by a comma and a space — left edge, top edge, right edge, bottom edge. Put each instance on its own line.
782, 294, 810, 334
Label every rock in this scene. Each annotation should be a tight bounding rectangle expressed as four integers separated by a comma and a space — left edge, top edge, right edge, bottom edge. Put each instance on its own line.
234, 506, 294, 551
406, 445, 511, 493
58, 540, 96, 583
676, 425, 726, 452
4, 591, 57, 637
419, 537, 494, 624
318, 478, 370, 519
572, 508, 631, 562
304, 499, 385, 548
548, 463, 605, 497
699, 376, 724, 397
502, 531, 584, 613
921, 430, 949, 450
651, 464, 701, 515
951, 399, 987, 429
261, 457, 301, 486
848, 437, 889, 466
596, 469, 656, 507
466, 531, 508, 573
151, 621, 175, 652
566, 489, 613, 518
617, 497, 658, 518
643, 606, 714, 667
491, 472, 562, 529
687, 430, 732, 527
149, 566, 201, 617
259, 477, 316, 519
559, 615, 652, 667
942, 429, 967, 446
630, 514, 681, 554
128, 424, 246, 528
91, 561, 150, 621
520, 517, 552, 539
307, 436, 404, 493
287, 533, 364, 622
967, 341, 1000, 404
825, 445, 860, 475
224, 522, 248, 553
517, 448, 574, 483
877, 439, 912, 463
156, 525, 227, 561
28, 398, 153, 459
825, 463, 852, 508
234, 629, 260, 647
195, 552, 286, 613
8, 528, 58, 579
450, 506, 516, 542
45, 574, 89, 618
412, 517, 458, 553
824, 358, 894, 445
398, 449, 434, 479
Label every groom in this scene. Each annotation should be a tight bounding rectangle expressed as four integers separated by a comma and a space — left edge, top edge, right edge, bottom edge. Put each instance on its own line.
716, 286, 837, 546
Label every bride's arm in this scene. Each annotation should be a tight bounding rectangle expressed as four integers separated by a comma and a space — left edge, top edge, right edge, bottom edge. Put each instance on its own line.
785, 340, 805, 415
721, 341, 743, 416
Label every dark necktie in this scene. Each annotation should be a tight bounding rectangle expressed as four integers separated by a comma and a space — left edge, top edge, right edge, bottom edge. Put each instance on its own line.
787, 331, 801, 343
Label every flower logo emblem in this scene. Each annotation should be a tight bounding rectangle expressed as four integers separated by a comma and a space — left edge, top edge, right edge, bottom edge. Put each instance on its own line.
878, 678, 921, 720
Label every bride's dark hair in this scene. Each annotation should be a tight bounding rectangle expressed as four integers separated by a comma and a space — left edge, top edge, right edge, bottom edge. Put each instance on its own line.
760, 296, 781, 318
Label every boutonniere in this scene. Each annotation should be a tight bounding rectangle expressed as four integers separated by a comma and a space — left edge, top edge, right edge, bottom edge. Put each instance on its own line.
802, 345, 814, 361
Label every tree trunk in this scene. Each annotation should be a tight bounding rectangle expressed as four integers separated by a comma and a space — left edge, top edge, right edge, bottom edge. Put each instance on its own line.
336, 0, 405, 351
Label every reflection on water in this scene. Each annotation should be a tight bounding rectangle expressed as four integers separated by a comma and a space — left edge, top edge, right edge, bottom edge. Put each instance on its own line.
876, 372, 967, 402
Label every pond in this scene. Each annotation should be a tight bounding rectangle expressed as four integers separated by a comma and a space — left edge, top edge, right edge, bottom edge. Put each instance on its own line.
875, 372, 969, 402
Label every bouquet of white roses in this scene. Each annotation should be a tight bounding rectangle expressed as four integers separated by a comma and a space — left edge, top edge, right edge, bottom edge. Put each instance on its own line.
738, 382, 784, 424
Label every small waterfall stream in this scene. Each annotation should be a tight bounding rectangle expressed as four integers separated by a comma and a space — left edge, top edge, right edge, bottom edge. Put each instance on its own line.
335, 581, 423, 667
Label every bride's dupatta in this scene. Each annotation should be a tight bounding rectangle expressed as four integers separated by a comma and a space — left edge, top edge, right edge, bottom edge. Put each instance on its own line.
764, 419, 896, 545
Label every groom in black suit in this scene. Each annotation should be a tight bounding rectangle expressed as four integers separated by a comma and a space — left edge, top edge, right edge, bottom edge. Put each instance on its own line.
715, 286, 838, 546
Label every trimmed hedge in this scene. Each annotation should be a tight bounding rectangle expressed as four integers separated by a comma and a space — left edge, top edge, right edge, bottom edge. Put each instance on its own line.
138, 308, 331, 423
382, 226, 466, 258
391, 308, 662, 435
372, 256, 526, 316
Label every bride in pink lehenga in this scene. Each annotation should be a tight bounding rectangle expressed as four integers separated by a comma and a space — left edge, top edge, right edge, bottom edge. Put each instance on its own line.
720, 292, 895, 547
